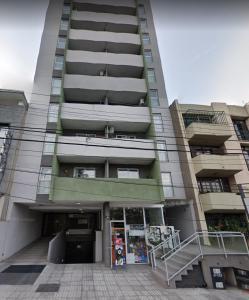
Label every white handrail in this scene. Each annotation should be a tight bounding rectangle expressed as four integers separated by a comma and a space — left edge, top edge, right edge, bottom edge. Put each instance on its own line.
161, 231, 249, 285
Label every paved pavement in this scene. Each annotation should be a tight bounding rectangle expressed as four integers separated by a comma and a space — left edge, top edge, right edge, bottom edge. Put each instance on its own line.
0, 263, 248, 299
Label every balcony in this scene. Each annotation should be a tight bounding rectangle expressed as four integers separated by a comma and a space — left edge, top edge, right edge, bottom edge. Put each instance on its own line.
56, 136, 155, 164
183, 110, 232, 146
68, 29, 141, 54
71, 11, 138, 33
61, 103, 151, 131
51, 176, 162, 204
73, 0, 136, 15
63, 74, 147, 104
193, 154, 243, 177
200, 192, 244, 212
66, 50, 144, 78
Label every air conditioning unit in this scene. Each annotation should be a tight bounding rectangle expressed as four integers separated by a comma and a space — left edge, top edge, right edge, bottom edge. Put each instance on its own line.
99, 71, 105, 76
139, 98, 145, 106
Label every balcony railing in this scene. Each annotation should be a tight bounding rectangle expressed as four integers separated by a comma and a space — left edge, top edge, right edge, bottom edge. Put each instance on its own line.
183, 110, 227, 128
0, 128, 12, 185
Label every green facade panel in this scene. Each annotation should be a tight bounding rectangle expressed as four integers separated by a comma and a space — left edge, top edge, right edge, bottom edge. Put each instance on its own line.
51, 177, 163, 204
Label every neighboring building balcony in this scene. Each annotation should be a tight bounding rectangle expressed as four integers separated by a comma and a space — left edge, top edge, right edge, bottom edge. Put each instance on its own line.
66, 50, 144, 78
71, 10, 138, 33
193, 154, 243, 177
68, 29, 141, 54
60, 103, 151, 131
56, 136, 155, 164
200, 192, 244, 213
72, 0, 136, 16
183, 110, 232, 145
63, 74, 147, 103
51, 176, 161, 205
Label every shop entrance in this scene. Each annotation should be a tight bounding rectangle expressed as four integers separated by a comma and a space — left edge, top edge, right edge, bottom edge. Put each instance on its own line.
42, 211, 101, 264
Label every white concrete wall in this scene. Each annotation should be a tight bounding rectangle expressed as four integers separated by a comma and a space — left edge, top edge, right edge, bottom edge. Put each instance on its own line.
0, 205, 42, 261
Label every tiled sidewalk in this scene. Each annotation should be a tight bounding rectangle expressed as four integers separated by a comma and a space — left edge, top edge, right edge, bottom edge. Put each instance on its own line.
0, 263, 248, 299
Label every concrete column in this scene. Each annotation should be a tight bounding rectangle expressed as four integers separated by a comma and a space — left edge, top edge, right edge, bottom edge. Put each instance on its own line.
105, 160, 109, 178
102, 202, 111, 267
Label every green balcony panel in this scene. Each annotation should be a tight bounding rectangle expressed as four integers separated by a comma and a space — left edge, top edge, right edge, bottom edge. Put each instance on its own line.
51, 177, 162, 204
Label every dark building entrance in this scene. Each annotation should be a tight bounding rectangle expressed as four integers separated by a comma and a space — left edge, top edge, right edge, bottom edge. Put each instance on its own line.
42, 211, 101, 264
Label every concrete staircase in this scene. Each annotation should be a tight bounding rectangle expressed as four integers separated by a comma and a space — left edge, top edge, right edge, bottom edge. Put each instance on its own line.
6, 237, 51, 264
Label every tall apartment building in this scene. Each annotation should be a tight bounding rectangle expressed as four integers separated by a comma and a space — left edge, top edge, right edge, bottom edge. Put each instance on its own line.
0, 89, 28, 256
1, 0, 195, 264
170, 100, 249, 234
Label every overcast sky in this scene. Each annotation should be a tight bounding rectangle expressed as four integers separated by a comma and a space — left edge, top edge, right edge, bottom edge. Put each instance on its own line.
0, 0, 249, 106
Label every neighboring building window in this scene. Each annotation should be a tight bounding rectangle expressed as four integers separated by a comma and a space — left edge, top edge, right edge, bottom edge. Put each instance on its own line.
242, 146, 249, 169
147, 68, 156, 83
51, 78, 62, 95
116, 135, 136, 139
37, 167, 52, 194
63, 4, 71, 14
60, 19, 69, 31
150, 89, 159, 107
153, 113, 163, 132
156, 141, 168, 161
138, 4, 145, 16
43, 133, 56, 155
144, 50, 153, 64
54, 55, 64, 71
48, 104, 59, 123
142, 33, 150, 45
74, 168, 96, 178
57, 37, 66, 49
139, 18, 147, 30
161, 172, 174, 198
117, 168, 139, 179
233, 119, 249, 140
197, 177, 230, 193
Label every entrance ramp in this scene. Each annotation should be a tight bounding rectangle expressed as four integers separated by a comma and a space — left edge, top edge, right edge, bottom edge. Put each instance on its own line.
5, 237, 50, 264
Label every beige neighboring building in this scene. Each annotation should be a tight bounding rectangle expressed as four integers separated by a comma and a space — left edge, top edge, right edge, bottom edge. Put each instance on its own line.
170, 100, 249, 233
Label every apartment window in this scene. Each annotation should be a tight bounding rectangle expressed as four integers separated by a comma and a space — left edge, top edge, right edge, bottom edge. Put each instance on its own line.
242, 146, 249, 169
60, 19, 69, 31
54, 55, 64, 71
74, 168, 96, 179
190, 146, 220, 157
197, 177, 230, 193
48, 104, 59, 123
142, 33, 150, 45
43, 133, 56, 155
117, 168, 139, 179
153, 113, 163, 132
57, 37, 66, 49
156, 141, 168, 161
144, 50, 153, 64
147, 68, 156, 83
138, 4, 145, 16
139, 18, 148, 30
161, 173, 174, 198
116, 135, 136, 139
233, 119, 249, 140
63, 4, 71, 14
51, 78, 62, 95
37, 167, 52, 194
149, 89, 159, 107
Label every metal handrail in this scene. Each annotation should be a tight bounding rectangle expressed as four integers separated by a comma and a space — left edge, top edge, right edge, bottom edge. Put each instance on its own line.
160, 231, 249, 285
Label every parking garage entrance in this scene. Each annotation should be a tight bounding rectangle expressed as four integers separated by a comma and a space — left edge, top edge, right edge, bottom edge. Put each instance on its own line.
42, 211, 102, 264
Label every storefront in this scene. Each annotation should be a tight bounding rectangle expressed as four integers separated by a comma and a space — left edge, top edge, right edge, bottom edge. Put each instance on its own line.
110, 206, 164, 267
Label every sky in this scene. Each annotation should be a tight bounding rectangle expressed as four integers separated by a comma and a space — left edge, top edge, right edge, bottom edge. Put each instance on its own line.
0, 0, 249, 106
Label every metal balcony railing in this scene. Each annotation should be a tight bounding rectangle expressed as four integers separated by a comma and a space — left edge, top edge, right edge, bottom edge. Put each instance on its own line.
0, 128, 12, 186
183, 110, 227, 128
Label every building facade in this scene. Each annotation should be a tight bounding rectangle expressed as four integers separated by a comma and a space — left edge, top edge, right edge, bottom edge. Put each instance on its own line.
170, 100, 249, 234
1, 0, 196, 265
